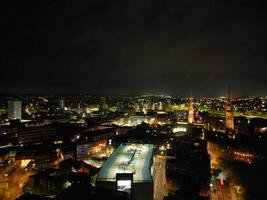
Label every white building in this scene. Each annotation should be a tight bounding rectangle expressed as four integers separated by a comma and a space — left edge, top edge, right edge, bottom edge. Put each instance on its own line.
8, 101, 21, 120
59, 99, 65, 110
96, 143, 154, 200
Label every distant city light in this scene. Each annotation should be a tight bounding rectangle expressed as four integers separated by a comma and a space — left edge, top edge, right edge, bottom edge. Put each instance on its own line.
159, 145, 165, 151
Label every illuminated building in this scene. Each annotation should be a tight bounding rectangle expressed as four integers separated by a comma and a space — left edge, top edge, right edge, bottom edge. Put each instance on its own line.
225, 87, 234, 130
59, 99, 65, 110
187, 96, 194, 124
112, 115, 146, 127
165, 98, 171, 110
172, 122, 188, 137
157, 101, 163, 110
8, 100, 21, 120
77, 102, 81, 114
151, 102, 155, 110
96, 143, 154, 200
99, 97, 108, 111
144, 98, 151, 110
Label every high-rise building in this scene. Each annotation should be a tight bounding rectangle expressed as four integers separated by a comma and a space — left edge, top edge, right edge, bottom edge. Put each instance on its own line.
8, 101, 21, 120
77, 103, 81, 114
99, 97, 107, 111
59, 99, 65, 110
157, 101, 163, 110
151, 102, 155, 110
188, 96, 194, 124
165, 98, 172, 110
146, 97, 152, 110
225, 87, 234, 130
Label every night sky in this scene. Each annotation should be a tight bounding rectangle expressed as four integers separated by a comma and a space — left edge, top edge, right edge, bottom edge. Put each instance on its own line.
1, 0, 267, 96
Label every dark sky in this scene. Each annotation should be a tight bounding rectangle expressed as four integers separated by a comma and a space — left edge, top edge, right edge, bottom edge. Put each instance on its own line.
1, 0, 267, 96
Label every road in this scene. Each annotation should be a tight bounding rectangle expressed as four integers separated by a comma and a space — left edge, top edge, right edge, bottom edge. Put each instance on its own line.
153, 155, 166, 200
0, 161, 34, 200
210, 177, 233, 200
218, 181, 232, 200
208, 142, 238, 200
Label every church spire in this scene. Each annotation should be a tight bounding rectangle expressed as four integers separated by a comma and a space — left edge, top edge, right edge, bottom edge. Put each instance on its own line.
188, 94, 194, 124
227, 85, 231, 103
225, 86, 234, 130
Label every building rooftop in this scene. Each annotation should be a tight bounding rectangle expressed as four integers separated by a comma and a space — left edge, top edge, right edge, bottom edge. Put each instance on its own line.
97, 143, 153, 182
82, 126, 114, 132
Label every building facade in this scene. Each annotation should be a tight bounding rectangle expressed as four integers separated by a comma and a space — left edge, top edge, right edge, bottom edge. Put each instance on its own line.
8, 101, 21, 120
188, 97, 194, 124
225, 88, 234, 130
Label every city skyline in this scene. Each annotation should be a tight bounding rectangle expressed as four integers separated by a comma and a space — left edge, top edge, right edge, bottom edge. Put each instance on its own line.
2, 1, 267, 200
1, 92, 267, 199
2, 0, 267, 96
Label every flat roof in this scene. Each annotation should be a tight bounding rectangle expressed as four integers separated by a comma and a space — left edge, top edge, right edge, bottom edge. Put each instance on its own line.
97, 143, 153, 182
82, 126, 114, 132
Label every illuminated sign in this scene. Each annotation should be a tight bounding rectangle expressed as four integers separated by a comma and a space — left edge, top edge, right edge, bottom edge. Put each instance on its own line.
116, 173, 133, 195
117, 180, 132, 193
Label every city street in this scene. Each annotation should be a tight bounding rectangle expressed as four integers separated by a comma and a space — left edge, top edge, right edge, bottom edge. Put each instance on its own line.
208, 142, 238, 200
0, 161, 34, 200
210, 177, 233, 200
153, 155, 167, 200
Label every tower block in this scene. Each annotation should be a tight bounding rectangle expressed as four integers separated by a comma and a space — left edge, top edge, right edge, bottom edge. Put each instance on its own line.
188, 96, 194, 124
